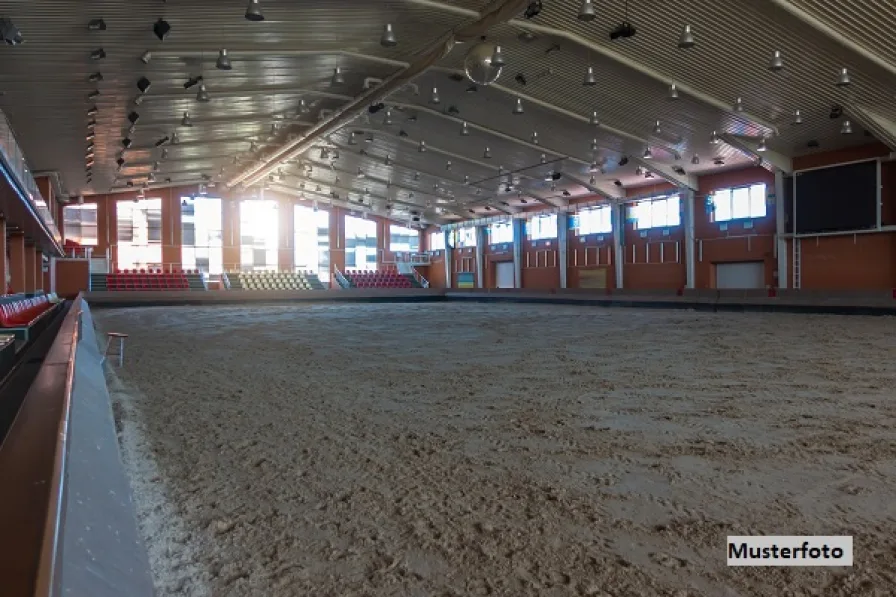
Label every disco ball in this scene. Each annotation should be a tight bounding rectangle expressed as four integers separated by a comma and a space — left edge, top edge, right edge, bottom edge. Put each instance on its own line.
464, 42, 502, 86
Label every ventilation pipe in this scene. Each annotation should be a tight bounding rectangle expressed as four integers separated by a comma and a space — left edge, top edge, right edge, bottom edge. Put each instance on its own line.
226, 0, 532, 189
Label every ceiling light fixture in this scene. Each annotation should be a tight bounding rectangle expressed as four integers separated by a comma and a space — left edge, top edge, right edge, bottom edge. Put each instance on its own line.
531, 131, 539, 144
757, 137, 767, 152
90, 48, 106, 61
196, 83, 210, 102
841, 119, 853, 134
483, 147, 491, 159
87, 90, 100, 100
836, 67, 851, 87
678, 24, 695, 49
642, 147, 652, 159
182, 112, 193, 126
161, 148, 169, 158
137, 76, 151, 94
653, 120, 661, 135
589, 111, 600, 126
430, 86, 440, 104
691, 154, 700, 165
418, 140, 426, 152
245, 0, 265, 22
381, 23, 397, 47
793, 109, 803, 125
578, 0, 597, 21
710, 130, 721, 144
491, 45, 505, 68
734, 97, 744, 112
297, 98, 310, 114
216, 49, 233, 70
446, 160, 452, 170
86, 132, 95, 141
460, 121, 470, 136
769, 50, 784, 71
88, 72, 103, 83
171, 131, 180, 145
87, 18, 107, 31
139, 50, 151, 64
384, 109, 393, 125
583, 65, 597, 86
668, 82, 679, 99
87, 106, 98, 116
332, 67, 345, 85
153, 18, 171, 41
513, 97, 524, 114
540, 154, 547, 164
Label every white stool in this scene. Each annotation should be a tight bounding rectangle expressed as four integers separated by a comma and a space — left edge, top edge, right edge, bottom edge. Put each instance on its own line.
102, 332, 128, 367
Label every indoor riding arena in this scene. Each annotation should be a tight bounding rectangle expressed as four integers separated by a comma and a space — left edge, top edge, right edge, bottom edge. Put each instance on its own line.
1, 2, 895, 597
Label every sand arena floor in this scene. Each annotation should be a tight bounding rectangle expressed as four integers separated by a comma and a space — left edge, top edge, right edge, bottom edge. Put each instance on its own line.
94, 302, 896, 597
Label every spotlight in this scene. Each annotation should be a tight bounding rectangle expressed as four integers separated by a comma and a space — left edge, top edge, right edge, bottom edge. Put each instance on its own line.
181, 112, 193, 126
116, 157, 125, 168
161, 148, 169, 158
245, 0, 265, 22
331, 67, 345, 85
86, 132, 95, 141
578, 0, 596, 21
87, 106, 98, 116
122, 137, 132, 148
154, 136, 170, 147
515, 73, 527, 85
87, 90, 100, 100
613, 180, 622, 186
139, 50, 152, 64
618, 156, 629, 166
216, 49, 232, 70
0, 18, 24, 45
524, 0, 543, 19
87, 18, 107, 31
128, 111, 140, 124
88, 72, 103, 83
153, 18, 171, 41
90, 48, 106, 60
87, 119, 96, 129
678, 24, 694, 49
137, 76, 151, 94
196, 84, 210, 102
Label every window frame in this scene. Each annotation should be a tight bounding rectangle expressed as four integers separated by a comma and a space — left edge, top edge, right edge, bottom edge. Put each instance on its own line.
488, 220, 514, 244
710, 183, 768, 223
629, 195, 681, 230
62, 203, 99, 246
573, 205, 613, 236
526, 213, 558, 241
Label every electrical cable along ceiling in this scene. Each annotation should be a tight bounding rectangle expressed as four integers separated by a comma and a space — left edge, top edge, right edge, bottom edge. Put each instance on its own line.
0, 0, 894, 224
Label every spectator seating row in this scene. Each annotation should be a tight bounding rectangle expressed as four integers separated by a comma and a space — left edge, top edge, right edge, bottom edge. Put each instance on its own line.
0, 294, 56, 328
107, 272, 190, 291
228, 271, 325, 291
114, 268, 201, 275
344, 270, 418, 289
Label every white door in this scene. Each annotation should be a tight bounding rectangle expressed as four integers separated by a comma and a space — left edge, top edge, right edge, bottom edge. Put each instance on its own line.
495, 261, 515, 288
715, 261, 765, 289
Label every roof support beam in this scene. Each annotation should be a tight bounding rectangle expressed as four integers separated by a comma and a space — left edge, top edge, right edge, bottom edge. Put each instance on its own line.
630, 157, 699, 190
562, 173, 625, 201
226, 0, 532, 188
720, 133, 793, 173
270, 183, 445, 225
405, 0, 778, 135
767, 0, 896, 79
845, 104, 896, 151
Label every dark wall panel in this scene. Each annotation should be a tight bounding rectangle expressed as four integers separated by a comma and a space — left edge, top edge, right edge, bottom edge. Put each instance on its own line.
795, 160, 877, 234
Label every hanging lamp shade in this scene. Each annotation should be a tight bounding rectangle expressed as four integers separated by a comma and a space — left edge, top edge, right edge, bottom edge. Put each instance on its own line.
491, 45, 506, 68
668, 83, 679, 99
196, 84, 210, 102
332, 67, 345, 85
381, 24, 397, 47
836, 67, 851, 87
678, 24, 695, 49
460, 121, 470, 136
734, 97, 744, 112
430, 87, 441, 104
245, 0, 264, 22
216, 49, 232, 70
768, 50, 784, 71
840, 119, 852, 134
578, 0, 597, 21
583, 66, 597, 86
513, 97, 524, 114
793, 109, 803, 125
589, 111, 600, 125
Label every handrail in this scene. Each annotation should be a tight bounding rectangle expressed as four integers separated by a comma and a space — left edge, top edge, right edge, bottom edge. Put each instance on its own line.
412, 266, 430, 289
0, 297, 76, 597
34, 298, 81, 596
333, 266, 351, 288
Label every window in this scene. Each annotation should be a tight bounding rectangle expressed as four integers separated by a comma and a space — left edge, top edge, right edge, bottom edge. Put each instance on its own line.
62, 204, 98, 245
488, 221, 513, 244
294, 206, 330, 282
429, 231, 446, 252
181, 197, 223, 274
345, 215, 377, 270
116, 198, 162, 269
630, 195, 681, 230
453, 227, 476, 248
526, 213, 558, 240
711, 183, 767, 222
240, 199, 279, 271
574, 205, 612, 235
389, 224, 420, 253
